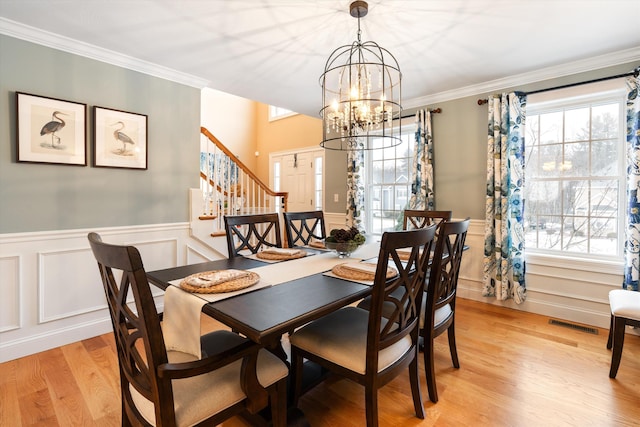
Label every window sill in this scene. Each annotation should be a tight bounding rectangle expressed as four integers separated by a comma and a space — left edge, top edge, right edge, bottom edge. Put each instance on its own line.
526, 251, 623, 275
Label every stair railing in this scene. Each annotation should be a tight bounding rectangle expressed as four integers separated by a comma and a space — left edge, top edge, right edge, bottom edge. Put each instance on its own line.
200, 127, 288, 234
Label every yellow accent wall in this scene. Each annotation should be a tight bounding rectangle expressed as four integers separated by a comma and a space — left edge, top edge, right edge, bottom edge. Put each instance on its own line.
254, 103, 322, 184
201, 88, 259, 171
201, 90, 322, 187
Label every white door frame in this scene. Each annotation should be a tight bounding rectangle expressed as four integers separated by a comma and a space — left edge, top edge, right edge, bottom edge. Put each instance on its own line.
269, 146, 325, 211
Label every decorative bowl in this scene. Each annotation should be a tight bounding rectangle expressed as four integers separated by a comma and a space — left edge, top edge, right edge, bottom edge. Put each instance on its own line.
324, 240, 362, 258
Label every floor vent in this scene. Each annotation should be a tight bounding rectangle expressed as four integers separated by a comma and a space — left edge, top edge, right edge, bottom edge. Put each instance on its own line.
549, 319, 598, 335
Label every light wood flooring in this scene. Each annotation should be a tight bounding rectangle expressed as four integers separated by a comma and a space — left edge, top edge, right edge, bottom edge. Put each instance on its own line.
2, 297, 640, 426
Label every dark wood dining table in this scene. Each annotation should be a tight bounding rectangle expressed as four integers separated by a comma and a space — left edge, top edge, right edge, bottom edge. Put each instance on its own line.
146, 253, 373, 349
146, 248, 378, 425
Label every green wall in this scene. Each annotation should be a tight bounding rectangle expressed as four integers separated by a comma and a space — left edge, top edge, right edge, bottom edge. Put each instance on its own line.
1, 33, 637, 231
0, 35, 201, 233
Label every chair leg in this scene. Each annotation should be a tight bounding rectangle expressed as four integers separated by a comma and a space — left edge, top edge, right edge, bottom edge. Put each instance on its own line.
610, 316, 627, 379
121, 403, 133, 427
409, 353, 425, 419
290, 349, 305, 407
423, 333, 438, 403
122, 414, 132, 427
447, 321, 460, 369
606, 314, 614, 350
364, 385, 379, 427
269, 377, 288, 427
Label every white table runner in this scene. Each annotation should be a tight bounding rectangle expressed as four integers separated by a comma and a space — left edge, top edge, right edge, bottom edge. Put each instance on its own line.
162, 242, 381, 354
167, 242, 380, 303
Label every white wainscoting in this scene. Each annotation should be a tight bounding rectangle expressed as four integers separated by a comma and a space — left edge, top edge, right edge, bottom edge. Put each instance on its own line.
452, 219, 621, 331
0, 215, 625, 363
0, 223, 224, 363
327, 212, 621, 331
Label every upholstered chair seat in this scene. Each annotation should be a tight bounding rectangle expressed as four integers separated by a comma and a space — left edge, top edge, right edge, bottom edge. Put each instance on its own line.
419, 299, 453, 330
88, 232, 289, 427
289, 226, 437, 427
607, 289, 640, 378
289, 307, 411, 375
130, 331, 288, 426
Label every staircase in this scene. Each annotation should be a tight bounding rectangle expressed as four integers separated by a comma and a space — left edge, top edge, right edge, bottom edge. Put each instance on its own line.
193, 127, 288, 246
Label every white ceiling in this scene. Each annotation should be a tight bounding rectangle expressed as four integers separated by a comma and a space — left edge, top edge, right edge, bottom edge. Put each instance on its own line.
1, 0, 639, 117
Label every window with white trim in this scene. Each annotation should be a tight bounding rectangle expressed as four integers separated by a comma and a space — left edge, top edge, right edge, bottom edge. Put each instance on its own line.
314, 156, 323, 210
365, 123, 416, 235
268, 105, 297, 121
524, 80, 626, 259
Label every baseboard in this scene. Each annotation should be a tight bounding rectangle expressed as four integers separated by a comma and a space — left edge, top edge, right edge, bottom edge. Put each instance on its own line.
0, 318, 113, 362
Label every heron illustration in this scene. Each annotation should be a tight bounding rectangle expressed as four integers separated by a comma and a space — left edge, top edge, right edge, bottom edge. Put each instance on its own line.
40, 111, 66, 146
111, 121, 135, 154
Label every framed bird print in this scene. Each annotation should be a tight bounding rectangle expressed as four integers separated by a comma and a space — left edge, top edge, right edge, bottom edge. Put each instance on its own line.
93, 106, 148, 169
16, 92, 87, 166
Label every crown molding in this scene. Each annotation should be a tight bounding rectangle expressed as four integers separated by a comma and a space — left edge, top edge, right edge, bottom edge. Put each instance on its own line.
0, 17, 210, 89
3, 16, 638, 102
404, 46, 640, 108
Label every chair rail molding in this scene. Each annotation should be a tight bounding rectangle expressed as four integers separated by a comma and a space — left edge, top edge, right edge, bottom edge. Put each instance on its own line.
0, 222, 222, 363
0, 216, 622, 362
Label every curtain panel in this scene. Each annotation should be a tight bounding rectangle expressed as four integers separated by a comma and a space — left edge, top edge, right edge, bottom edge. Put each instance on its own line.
624, 75, 640, 291
346, 142, 366, 231
408, 109, 435, 210
482, 92, 527, 303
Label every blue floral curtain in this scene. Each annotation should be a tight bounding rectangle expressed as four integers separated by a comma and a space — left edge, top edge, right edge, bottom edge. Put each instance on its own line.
408, 109, 435, 210
346, 140, 365, 231
482, 92, 527, 303
624, 74, 640, 291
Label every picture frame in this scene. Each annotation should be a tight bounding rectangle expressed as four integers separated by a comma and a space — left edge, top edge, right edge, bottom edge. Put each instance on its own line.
94, 106, 148, 169
16, 92, 87, 166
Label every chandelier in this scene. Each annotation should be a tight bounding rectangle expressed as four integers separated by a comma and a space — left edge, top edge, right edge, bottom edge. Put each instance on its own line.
320, 1, 402, 151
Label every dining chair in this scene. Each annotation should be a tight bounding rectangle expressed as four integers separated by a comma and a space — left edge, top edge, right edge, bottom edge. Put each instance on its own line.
403, 209, 452, 231
289, 225, 437, 427
607, 289, 640, 378
421, 218, 469, 402
283, 210, 326, 248
224, 213, 283, 258
87, 232, 288, 427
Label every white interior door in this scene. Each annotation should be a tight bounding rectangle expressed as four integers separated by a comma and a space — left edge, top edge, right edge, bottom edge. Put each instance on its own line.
271, 148, 323, 213
283, 152, 313, 212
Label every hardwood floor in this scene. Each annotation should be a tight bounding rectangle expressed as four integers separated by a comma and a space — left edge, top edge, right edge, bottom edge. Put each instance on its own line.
2, 297, 640, 426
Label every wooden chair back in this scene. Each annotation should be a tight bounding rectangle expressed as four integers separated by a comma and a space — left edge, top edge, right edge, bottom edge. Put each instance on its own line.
87, 232, 176, 424
426, 219, 469, 323
422, 218, 469, 402
368, 226, 437, 371
224, 213, 282, 258
402, 209, 452, 231
88, 232, 289, 425
283, 210, 326, 247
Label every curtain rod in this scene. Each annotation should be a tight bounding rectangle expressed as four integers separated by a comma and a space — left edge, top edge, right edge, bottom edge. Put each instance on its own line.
401, 108, 441, 118
477, 66, 640, 105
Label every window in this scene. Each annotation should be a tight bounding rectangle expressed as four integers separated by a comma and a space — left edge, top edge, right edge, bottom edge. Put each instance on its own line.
273, 161, 281, 191
268, 105, 297, 121
314, 156, 323, 210
524, 80, 626, 259
365, 124, 416, 235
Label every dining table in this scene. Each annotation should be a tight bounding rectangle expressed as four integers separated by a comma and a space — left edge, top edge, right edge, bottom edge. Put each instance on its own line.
147, 244, 382, 346
146, 242, 383, 424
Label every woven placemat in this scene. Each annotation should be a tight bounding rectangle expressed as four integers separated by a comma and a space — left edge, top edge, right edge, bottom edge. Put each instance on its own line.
331, 263, 398, 281
256, 249, 307, 261
398, 249, 411, 261
309, 241, 326, 249
180, 270, 260, 294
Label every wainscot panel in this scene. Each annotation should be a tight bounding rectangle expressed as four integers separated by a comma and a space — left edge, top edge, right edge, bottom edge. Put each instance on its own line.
0, 223, 224, 363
